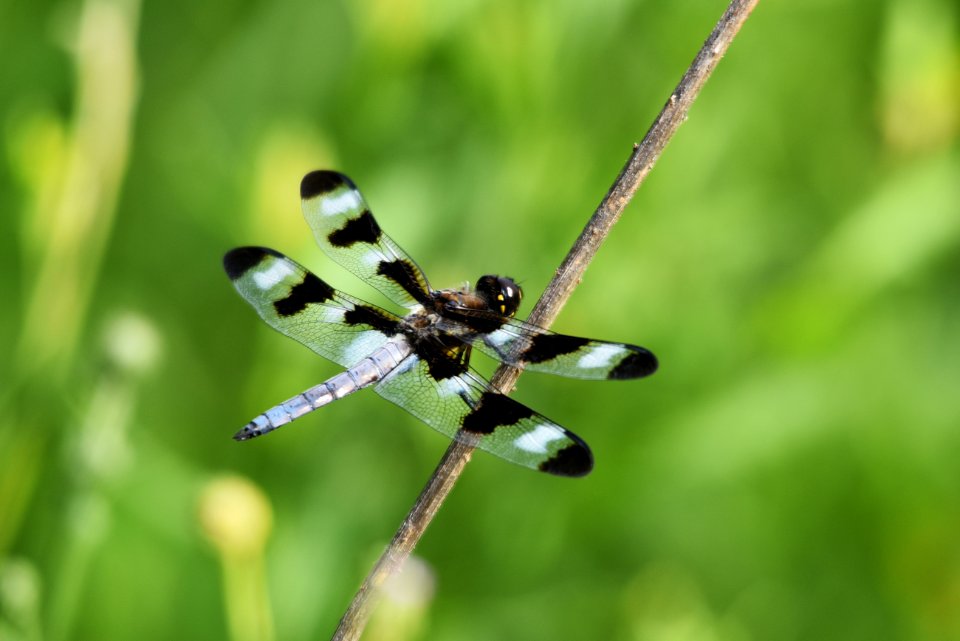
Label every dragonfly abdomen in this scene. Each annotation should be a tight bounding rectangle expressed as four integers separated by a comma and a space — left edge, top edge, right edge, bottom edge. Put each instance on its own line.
233, 340, 412, 440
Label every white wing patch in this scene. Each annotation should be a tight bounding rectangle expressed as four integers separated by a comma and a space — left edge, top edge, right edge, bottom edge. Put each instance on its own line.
339, 331, 386, 365
513, 424, 566, 454
253, 260, 295, 290
577, 343, 624, 370
314, 306, 346, 324
360, 247, 387, 269
484, 328, 513, 348
318, 191, 362, 217
437, 376, 471, 401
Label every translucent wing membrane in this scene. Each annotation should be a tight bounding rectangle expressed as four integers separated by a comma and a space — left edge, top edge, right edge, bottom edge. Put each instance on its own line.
223, 247, 403, 368
300, 170, 432, 309
374, 359, 593, 477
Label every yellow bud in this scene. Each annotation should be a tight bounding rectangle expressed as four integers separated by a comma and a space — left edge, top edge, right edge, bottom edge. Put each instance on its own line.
198, 475, 273, 558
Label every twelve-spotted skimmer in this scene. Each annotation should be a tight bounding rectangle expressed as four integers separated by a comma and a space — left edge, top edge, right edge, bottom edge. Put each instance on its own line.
224, 171, 657, 476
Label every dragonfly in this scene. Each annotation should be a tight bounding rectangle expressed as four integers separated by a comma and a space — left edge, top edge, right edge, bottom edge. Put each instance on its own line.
224, 170, 657, 476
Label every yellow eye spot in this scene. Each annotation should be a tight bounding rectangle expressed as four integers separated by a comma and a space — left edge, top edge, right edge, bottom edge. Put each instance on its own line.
500, 305, 506, 314
497, 294, 504, 301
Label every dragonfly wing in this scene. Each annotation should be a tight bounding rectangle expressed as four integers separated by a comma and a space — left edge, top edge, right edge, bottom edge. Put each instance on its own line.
300, 170, 432, 309
373, 357, 593, 477
223, 246, 403, 367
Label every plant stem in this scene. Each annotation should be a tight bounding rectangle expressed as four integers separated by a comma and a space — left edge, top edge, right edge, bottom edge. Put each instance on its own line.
331, 1, 760, 638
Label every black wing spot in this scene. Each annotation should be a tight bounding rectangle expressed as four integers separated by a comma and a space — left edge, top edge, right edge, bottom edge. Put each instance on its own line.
274, 272, 335, 317
328, 210, 382, 247
300, 170, 354, 199
223, 246, 280, 281
377, 259, 430, 304
608, 348, 658, 380
415, 339, 469, 381
461, 392, 533, 435
522, 334, 590, 364
343, 305, 402, 335
539, 441, 593, 477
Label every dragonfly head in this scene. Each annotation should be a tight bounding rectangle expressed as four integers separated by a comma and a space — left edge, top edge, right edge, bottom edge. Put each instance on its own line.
476, 275, 522, 318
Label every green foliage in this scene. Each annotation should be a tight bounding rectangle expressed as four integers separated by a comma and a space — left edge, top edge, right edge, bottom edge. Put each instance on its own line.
1, 0, 958, 639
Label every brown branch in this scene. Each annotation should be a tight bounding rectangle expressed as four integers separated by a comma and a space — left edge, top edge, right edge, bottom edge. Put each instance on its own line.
331, 1, 760, 638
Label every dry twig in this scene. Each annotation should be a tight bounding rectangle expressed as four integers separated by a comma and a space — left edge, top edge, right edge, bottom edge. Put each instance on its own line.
332, 1, 760, 638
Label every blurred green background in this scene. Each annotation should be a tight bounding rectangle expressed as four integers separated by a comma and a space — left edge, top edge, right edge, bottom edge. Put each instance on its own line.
2, 0, 959, 639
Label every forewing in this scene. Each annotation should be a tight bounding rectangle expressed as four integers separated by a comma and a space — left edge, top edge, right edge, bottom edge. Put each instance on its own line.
223, 246, 403, 367
438, 313, 658, 380
300, 170, 432, 309
373, 359, 593, 477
